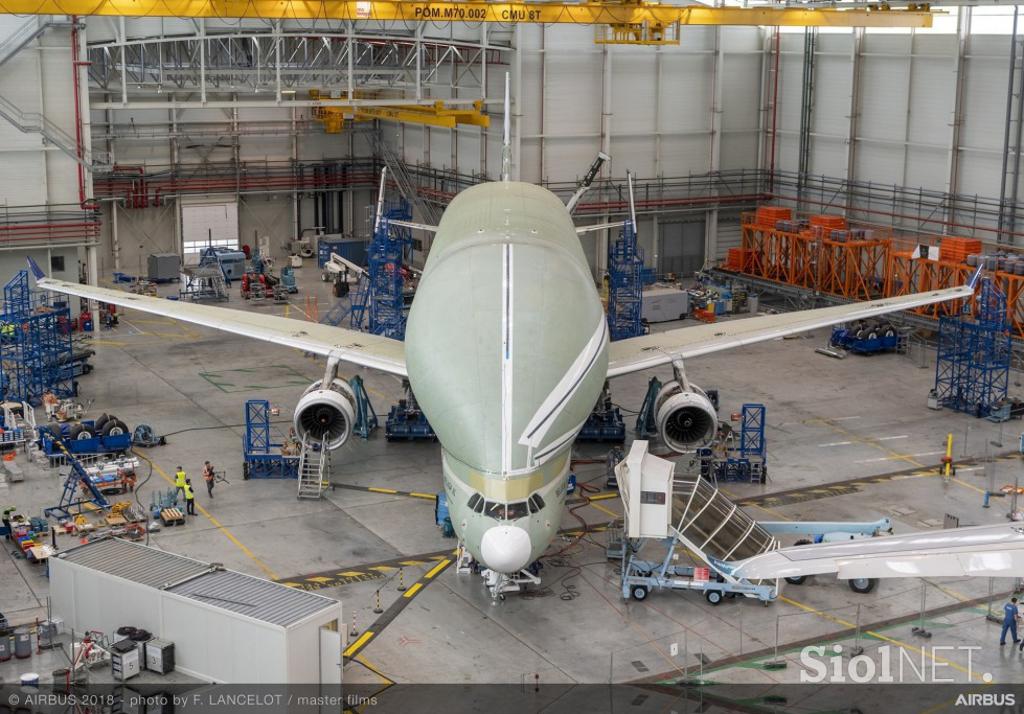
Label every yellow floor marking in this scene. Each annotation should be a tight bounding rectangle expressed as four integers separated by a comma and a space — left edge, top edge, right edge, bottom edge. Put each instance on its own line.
341, 570, 369, 576
343, 630, 375, 658
352, 653, 394, 686
368, 487, 398, 494
306, 576, 334, 583
931, 583, 972, 604
367, 566, 396, 573
779, 594, 985, 681
588, 492, 619, 501
946, 476, 987, 495
809, 417, 928, 470
402, 582, 423, 598
588, 500, 621, 519
721, 487, 793, 521
136, 453, 280, 580
408, 492, 438, 500
399, 560, 425, 566
425, 559, 450, 579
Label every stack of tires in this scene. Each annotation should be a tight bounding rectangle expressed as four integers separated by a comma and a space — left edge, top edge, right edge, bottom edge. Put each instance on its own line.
68, 413, 129, 441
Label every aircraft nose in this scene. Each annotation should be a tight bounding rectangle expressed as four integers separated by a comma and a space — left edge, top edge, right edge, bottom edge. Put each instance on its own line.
479, 525, 532, 573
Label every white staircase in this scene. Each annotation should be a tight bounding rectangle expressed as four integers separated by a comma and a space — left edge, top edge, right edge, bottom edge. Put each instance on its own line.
371, 132, 441, 225
0, 17, 72, 69
0, 18, 109, 171
297, 437, 331, 499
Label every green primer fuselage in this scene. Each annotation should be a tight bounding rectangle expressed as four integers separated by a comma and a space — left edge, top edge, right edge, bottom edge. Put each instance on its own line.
404, 181, 609, 571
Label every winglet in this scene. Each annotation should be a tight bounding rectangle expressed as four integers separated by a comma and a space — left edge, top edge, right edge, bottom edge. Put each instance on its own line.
968, 264, 984, 291
26, 257, 45, 282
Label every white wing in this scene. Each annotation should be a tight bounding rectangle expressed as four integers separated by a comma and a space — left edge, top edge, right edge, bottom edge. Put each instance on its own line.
576, 221, 626, 235
607, 284, 973, 378
718, 523, 1024, 581
388, 219, 438, 233
33, 272, 406, 377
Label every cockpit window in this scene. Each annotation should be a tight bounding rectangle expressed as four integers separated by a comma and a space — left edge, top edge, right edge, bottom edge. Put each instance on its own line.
528, 494, 546, 513
473, 497, 485, 513
468, 493, 482, 510
484, 501, 505, 519
506, 501, 529, 520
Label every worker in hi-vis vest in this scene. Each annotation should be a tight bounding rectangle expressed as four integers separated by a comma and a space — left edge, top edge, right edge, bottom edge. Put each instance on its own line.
183, 480, 196, 516
174, 466, 187, 502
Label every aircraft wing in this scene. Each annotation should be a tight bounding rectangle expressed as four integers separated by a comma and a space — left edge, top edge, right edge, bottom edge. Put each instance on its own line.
28, 260, 407, 377
606, 282, 975, 378
576, 221, 626, 235
389, 219, 438, 233
717, 523, 1024, 581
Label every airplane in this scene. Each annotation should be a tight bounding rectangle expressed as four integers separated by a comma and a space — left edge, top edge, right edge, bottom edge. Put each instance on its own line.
28, 75, 980, 599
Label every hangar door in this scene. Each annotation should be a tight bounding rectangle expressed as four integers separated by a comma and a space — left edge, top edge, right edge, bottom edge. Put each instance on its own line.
180, 198, 239, 263
658, 219, 705, 275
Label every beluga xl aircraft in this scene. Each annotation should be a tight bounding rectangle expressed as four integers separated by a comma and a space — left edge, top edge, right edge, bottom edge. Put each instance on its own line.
29, 75, 1008, 599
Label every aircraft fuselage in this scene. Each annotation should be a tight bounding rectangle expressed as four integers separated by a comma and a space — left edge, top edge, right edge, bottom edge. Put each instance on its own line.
404, 181, 609, 573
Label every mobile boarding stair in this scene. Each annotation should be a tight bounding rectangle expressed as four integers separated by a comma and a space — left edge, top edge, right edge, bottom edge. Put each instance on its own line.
297, 436, 331, 500
613, 441, 890, 604
45, 438, 110, 519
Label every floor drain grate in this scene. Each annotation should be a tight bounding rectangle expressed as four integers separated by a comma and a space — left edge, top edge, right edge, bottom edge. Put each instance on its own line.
631, 660, 649, 672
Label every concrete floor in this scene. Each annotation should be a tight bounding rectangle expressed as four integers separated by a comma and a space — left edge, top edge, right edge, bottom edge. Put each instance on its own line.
2, 264, 1023, 708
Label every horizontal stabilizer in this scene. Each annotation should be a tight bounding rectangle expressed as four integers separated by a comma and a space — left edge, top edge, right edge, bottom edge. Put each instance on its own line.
721, 523, 1024, 581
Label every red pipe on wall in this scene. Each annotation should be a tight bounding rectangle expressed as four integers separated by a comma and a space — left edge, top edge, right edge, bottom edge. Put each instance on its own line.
70, 17, 98, 211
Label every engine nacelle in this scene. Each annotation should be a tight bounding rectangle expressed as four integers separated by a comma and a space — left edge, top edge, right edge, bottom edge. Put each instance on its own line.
654, 381, 718, 452
294, 379, 356, 451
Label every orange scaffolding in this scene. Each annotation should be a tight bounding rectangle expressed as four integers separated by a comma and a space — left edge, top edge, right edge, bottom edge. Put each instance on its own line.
815, 232, 888, 301
728, 207, 1024, 340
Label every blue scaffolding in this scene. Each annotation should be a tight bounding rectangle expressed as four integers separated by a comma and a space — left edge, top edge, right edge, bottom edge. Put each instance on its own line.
1, 270, 75, 405
933, 277, 1011, 418
242, 399, 298, 479
607, 220, 645, 341
351, 201, 413, 340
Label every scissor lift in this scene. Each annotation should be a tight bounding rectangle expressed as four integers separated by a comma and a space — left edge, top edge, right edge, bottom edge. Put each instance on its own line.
614, 441, 889, 604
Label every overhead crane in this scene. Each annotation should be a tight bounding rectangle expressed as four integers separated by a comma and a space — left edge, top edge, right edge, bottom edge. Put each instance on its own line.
0, 1, 935, 46
309, 90, 490, 131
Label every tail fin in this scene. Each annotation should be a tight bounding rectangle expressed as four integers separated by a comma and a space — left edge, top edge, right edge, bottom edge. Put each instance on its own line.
26, 257, 45, 281
501, 72, 512, 182
373, 166, 387, 234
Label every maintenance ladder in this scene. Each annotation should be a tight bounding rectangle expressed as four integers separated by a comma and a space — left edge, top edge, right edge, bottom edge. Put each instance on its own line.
297, 437, 331, 499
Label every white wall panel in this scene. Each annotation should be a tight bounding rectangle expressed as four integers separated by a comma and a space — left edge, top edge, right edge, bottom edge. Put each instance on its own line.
720, 132, 758, 171
543, 51, 603, 135
854, 142, 904, 185
611, 136, 654, 178
611, 52, 656, 136
960, 50, 1011, 151
903, 146, 950, 192
659, 52, 712, 134
809, 138, 848, 178
906, 46, 955, 147
858, 56, 910, 142
659, 136, 709, 177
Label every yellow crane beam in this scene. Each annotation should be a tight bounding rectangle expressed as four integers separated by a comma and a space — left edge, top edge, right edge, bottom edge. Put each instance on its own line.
310, 93, 491, 131
0, 0, 934, 29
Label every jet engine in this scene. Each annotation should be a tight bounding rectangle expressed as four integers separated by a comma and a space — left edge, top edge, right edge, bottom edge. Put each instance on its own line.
654, 381, 718, 452
293, 378, 356, 450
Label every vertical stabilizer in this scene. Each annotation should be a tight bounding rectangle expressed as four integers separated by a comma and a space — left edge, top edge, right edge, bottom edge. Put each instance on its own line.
501, 72, 512, 182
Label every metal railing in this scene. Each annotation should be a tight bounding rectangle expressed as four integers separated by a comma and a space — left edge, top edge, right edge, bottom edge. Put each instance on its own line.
0, 94, 109, 170
0, 17, 71, 69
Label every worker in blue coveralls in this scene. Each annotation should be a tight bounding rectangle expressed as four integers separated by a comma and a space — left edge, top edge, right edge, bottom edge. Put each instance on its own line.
1001, 596, 1020, 646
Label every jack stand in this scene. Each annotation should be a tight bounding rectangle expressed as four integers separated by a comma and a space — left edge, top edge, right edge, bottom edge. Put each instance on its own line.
482, 567, 542, 602
456, 543, 474, 575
